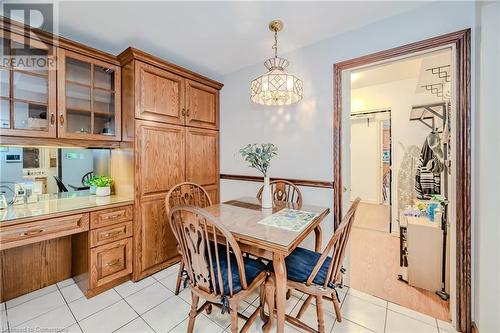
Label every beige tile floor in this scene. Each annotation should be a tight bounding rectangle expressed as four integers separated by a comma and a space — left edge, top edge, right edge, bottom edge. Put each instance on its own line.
0, 263, 458, 333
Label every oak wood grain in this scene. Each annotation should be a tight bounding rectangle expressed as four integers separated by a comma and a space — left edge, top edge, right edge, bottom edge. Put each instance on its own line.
0, 17, 119, 65
118, 47, 223, 90
90, 238, 132, 288
90, 205, 133, 229
136, 61, 185, 125
0, 135, 131, 148
90, 221, 133, 248
0, 29, 57, 139
136, 121, 186, 198
57, 48, 122, 141
185, 79, 219, 130
136, 197, 179, 273
185, 128, 219, 188
0, 236, 72, 302
0, 213, 89, 250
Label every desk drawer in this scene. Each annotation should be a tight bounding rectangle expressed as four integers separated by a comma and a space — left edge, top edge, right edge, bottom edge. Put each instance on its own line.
90, 205, 133, 229
90, 221, 132, 248
0, 213, 89, 250
90, 238, 132, 288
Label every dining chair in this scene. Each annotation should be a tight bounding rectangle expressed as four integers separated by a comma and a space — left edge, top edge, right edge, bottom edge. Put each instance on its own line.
165, 182, 213, 295
258, 180, 321, 301
168, 205, 272, 333
256, 179, 303, 207
267, 198, 361, 333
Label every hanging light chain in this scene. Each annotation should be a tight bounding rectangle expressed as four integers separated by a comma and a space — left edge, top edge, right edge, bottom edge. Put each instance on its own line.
272, 29, 278, 58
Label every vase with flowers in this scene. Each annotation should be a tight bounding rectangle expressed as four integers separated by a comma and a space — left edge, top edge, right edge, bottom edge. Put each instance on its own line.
239, 143, 278, 208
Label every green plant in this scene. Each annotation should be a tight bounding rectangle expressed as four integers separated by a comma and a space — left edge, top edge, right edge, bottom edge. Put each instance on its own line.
239, 143, 278, 177
88, 176, 113, 188
84, 176, 97, 186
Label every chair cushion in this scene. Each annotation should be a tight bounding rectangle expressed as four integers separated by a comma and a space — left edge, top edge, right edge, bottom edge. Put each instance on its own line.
270, 247, 332, 286
209, 244, 266, 295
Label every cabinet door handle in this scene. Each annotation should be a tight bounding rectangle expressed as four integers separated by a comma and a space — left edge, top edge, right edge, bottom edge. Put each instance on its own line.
181, 108, 186, 116
106, 259, 121, 267
103, 213, 122, 220
186, 109, 190, 117
21, 229, 45, 236
50, 113, 55, 125
59, 114, 64, 126
104, 230, 122, 237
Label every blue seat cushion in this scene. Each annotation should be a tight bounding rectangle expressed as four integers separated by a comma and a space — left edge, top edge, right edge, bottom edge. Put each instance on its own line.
209, 244, 266, 295
269, 247, 332, 286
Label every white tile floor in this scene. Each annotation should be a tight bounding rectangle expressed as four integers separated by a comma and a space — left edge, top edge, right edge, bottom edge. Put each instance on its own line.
0, 263, 457, 333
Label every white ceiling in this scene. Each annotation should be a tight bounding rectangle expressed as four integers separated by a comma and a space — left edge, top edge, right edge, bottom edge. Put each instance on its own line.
45, 1, 429, 78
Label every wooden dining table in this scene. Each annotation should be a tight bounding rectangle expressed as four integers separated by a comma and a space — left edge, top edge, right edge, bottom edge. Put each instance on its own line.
204, 197, 330, 333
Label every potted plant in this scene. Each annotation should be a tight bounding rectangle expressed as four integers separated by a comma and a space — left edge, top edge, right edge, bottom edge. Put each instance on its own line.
239, 143, 278, 208
89, 176, 113, 197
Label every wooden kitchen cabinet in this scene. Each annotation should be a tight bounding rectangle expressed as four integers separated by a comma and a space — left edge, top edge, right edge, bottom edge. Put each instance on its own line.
185, 79, 219, 130
90, 237, 132, 288
135, 197, 179, 275
136, 120, 185, 198
119, 47, 222, 281
57, 49, 121, 141
186, 127, 219, 202
0, 29, 57, 138
73, 204, 134, 297
135, 61, 185, 125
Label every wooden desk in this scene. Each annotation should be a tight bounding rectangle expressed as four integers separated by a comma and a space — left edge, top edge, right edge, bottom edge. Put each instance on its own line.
204, 197, 330, 333
0, 200, 134, 301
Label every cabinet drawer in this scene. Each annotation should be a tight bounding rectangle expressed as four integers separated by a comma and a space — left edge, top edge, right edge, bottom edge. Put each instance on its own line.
90, 205, 133, 229
90, 221, 132, 248
90, 238, 132, 288
0, 213, 89, 250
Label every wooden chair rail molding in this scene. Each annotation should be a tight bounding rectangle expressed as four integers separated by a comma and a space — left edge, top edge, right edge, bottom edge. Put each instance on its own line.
220, 174, 334, 189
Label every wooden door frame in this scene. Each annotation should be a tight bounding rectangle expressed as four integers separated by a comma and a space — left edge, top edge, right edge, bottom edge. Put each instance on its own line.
333, 29, 471, 333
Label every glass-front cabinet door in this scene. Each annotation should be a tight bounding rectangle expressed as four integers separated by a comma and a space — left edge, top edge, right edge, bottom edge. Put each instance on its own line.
0, 30, 57, 137
58, 49, 121, 141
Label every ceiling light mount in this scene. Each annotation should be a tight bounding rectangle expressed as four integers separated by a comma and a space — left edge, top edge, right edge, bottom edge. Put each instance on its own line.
268, 20, 283, 33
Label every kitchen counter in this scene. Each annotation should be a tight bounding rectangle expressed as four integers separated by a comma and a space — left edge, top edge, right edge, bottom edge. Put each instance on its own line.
0, 194, 134, 224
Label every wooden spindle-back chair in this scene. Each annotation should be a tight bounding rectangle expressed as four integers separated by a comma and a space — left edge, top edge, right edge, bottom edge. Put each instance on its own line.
256, 180, 303, 207
165, 182, 212, 295
272, 198, 361, 333
169, 206, 271, 333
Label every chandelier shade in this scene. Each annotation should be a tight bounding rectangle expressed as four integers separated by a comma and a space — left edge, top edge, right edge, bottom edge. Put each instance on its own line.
250, 20, 303, 106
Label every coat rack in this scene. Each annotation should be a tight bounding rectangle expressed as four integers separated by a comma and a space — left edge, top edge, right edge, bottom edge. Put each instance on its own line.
409, 103, 446, 132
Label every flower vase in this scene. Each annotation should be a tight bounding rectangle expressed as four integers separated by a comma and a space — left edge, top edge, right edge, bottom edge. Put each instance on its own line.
261, 176, 272, 209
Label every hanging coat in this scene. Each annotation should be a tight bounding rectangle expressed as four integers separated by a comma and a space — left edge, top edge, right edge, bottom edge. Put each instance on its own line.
415, 137, 441, 199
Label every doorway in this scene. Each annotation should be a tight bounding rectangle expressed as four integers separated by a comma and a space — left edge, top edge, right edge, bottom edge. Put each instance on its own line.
333, 30, 471, 333
350, 109, 391, 233
348, 48, 453, 322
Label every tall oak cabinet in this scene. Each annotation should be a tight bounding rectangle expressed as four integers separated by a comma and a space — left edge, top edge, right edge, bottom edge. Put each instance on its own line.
119, 48, 222, 280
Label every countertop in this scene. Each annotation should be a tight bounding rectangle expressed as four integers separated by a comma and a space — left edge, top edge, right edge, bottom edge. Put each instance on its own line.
0, 194, 134, 223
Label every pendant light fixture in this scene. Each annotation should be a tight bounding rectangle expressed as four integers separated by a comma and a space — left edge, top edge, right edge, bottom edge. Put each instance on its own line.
250, 20, 303, 106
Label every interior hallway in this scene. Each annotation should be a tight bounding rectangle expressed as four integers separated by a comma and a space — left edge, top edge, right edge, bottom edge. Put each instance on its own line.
349, 202, 450, 321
